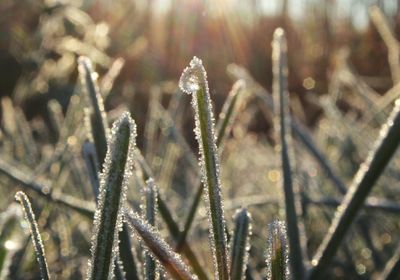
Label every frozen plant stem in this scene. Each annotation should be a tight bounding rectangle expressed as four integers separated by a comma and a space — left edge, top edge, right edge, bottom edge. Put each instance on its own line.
15, 191, 51, 280
144, 179, 158, 280
272, 28, 305, 279
266, 220, 289, 280
310, 97, 400, 278
179, 57, 230, 280
87, 112, 137, 280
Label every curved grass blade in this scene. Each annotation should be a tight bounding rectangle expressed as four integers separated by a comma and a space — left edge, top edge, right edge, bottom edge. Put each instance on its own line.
78, 56, 110, 164
272, 28, 305, 279
87, 112, 136, 280
15, 191, 51, 280
310, 97, 400, 279
230, 208, 252, 280
126, 210, 198, 280
143, 179, 158, 280
266, 220, 289, 280
179, 56, 230, 280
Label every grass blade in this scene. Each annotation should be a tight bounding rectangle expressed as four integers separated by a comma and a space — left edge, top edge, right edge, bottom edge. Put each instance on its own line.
379, 245, 400, 280
179, 57, 230, 280
176, 79, 245, 252
266, 220, 289, 280
272, 28, 305, 279
230, 208, 252, 280
82, 141, 101, 202
310, 97, 400, 279
87, 112, 136, 280
126, 210, 198, 280
78, 56, 110, 164
15, 191, 51, 280
143, 178, 158, 280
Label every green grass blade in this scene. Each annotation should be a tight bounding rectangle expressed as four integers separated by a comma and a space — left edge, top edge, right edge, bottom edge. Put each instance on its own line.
266, 220, 289, 280
310, 97, 400, 279
272, 28, 305, 279
78, 56, 110, 164
230, 208, 252, 280
126, 210, 198, 280
177, 79, 246, 252
15, 191, 51, 280
87, 112, 136, 280
143, 179, 158, 280
179, 57, 230, 280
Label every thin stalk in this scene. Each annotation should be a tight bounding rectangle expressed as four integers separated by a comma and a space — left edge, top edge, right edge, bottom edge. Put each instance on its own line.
379, 245, 400, 280
144, 179, 158, 280
310, 97, 400, 278
272, 28, 305, 279
266, 220, 289, 280
15, 191, 51, 280
179, 57, 230, 280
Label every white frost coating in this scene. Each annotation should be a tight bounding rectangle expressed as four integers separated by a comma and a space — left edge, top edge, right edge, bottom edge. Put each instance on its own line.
266, 220, 289, 280
179, 57, 205, 95
126, 209, 198, 280
179, 57, 230, 280
86, 112, 137, 280
15, 191, 51, 280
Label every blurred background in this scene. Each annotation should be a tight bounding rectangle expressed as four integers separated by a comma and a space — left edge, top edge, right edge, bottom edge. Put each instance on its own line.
1, 0, 399, 142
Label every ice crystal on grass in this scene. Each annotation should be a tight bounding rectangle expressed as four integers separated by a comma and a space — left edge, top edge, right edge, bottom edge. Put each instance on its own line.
126, 210, 198, 280
87, 112, 137, 280
15, 191, 51, 280
266, 220, 289, 280
179, 57, 230, 280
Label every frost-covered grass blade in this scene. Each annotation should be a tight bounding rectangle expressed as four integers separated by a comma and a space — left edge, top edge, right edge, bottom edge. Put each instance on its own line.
179, 56, 230, 280
126, 210, 198, 280
266, 220, 289, 280
87, 112, 136, 280
272, 28, 305, 279
15, 191, 51, 280
310, 97, 400, 279
230, 208, 252, 280
78, 56, 110, 164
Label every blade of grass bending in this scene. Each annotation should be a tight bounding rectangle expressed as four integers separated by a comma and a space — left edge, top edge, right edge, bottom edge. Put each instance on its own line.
78, 56, 110, 164
266, 220, 289, 280
126, 210, 198, 280
143, 179, 158, 280
230, 208, 252, 280
310, 97, 400, 279
179, 57, 230, 280
15, 191, 51, 280
379, 245, 400, 280
177, 79, 246, 252
272, 28, 305, 279
87, 112, 136, 280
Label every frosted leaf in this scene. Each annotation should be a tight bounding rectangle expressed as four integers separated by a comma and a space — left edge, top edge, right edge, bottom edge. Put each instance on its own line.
15, 191, 51, 280
126, 209, 198, 280
180, 57, 230, 280
86, 112, 137, 280
266, 220, 289, 280
178, 57, 206, 95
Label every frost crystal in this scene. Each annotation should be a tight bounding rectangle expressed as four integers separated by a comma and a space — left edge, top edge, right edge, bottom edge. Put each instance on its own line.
179, 57, 206, 95
266, 220, 289, 280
